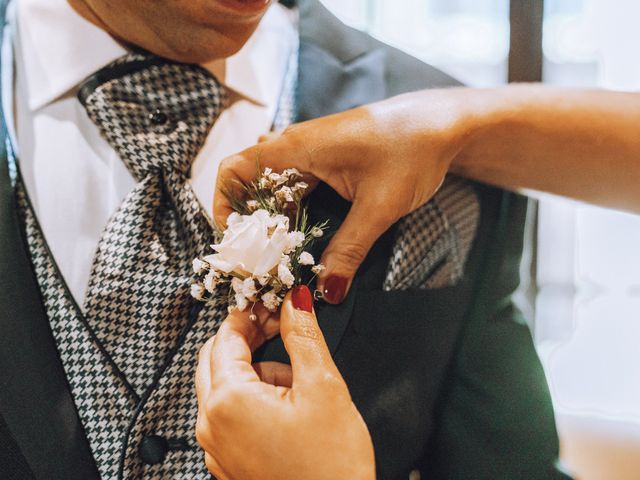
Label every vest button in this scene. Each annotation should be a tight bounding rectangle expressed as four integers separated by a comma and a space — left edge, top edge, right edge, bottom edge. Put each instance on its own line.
138, 434, 169, 465
149, 110, 169, 126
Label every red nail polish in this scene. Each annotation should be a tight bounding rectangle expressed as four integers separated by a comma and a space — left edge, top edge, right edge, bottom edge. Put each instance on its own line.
323, 275, 348, 304
292, 285, 313, 312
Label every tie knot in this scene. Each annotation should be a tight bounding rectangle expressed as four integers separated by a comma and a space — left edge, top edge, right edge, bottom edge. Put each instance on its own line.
79, 53, 228, 180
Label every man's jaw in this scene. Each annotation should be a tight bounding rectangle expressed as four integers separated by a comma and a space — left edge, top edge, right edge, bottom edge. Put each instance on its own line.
216, 0, 273, 16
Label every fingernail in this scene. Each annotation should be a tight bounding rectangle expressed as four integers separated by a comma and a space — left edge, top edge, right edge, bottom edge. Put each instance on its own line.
322, 275, 348, 304
292, 285, 313, 312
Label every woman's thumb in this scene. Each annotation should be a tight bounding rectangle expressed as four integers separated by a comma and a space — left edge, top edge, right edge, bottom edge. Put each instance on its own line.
318, 199, 394, 304
280, 286, 344, 391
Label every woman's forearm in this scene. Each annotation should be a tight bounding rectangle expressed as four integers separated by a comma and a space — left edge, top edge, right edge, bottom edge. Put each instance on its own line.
448, 85, 640, 212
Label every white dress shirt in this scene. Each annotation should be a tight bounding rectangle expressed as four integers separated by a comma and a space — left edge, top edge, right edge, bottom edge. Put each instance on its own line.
6, 0, 297, 305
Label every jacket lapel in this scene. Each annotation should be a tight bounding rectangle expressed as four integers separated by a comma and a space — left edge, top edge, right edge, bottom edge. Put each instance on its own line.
0, 4, 98, 478
254, 0, 388, 363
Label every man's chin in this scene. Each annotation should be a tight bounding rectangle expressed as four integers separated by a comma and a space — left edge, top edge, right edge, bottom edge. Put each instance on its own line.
142, 34, 249, 65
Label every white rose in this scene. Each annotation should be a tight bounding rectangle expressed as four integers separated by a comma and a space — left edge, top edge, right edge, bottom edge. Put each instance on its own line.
206, 209, 289, 277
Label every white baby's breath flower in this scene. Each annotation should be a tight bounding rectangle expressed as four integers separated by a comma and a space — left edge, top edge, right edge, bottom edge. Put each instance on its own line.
285, 231, 306, 253
235, 292, 249, 311
261, 290, 282, 312
278, 262, 295, 288
292, 182, 308, 194
298, 252, 315, 265
263, 167, 273, 176
311, 227, 324, 238
190, 283, 205, 300
311, 264, 326, 275
192, 258, 208, 274
269, 172, 286, 186
268, 214, 289, 230
259, 176, 271, 189
203, 270, 219, 293
241, 277, 258, 300
283, 168, 301, 179
231, 277, 244, 294
246, 200, 259, 212
231, 277, 251, 311
275, 186, 294, 203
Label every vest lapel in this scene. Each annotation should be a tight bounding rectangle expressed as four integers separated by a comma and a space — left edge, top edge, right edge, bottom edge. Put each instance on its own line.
0, 3, 98, 478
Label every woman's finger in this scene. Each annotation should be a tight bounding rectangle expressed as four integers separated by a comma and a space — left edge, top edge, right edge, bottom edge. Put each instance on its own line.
253, 361, 293, 387
210, 309, 264, 386
195, 336, 215, 404
317, 196, 397, 304
204, 452, 229, 480
279, 287, 347, 395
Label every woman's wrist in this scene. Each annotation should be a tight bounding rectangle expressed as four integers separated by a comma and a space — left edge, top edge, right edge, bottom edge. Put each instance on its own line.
448, 86, 530, 181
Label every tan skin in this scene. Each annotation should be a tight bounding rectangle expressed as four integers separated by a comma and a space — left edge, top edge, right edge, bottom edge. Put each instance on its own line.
68, 0, 272, 62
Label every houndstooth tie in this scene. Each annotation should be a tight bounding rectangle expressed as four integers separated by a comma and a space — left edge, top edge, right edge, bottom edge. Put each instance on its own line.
79, 53, 227, 395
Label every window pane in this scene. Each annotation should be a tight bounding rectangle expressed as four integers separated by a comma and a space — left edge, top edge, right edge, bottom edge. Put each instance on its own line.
320, 0, 511, 87
540, 0, 640, 476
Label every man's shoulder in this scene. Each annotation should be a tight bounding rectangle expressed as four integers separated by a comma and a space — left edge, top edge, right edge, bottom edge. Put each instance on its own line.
299, 0, 462, 95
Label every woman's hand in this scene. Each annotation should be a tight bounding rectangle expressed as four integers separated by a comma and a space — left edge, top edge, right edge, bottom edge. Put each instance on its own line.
214, 85, 640, 305
195, 286, 376, 480
214, 91, 471, 303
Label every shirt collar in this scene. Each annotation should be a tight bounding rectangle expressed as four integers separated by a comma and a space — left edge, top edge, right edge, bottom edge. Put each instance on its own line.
15, 0, 296, 112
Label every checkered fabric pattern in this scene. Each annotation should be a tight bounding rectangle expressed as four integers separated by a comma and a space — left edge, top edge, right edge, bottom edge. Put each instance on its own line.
16, 180, 138, 479
383, 176, 480, 290
14, 47, 300, 479
79, 53, 228, 396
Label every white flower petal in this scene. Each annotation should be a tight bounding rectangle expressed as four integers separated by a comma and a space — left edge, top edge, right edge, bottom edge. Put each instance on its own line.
192, 258, 208, 274
226, 212, 242, 226
235, 293, 249, 311
190, 283, 205, 300
278, 262, 295, 288
298, 252, 315, 265
242, 278, 258, 300
311, 264, 326, 275
203, 271, 219, 293
261, 290, 282, 312
285, 231, 306, 253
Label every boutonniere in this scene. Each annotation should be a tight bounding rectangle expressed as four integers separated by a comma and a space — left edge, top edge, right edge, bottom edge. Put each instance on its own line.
191, 167, 327, 317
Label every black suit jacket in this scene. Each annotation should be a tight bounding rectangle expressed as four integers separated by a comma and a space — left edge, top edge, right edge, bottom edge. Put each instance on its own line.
0, 1, 567, 479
